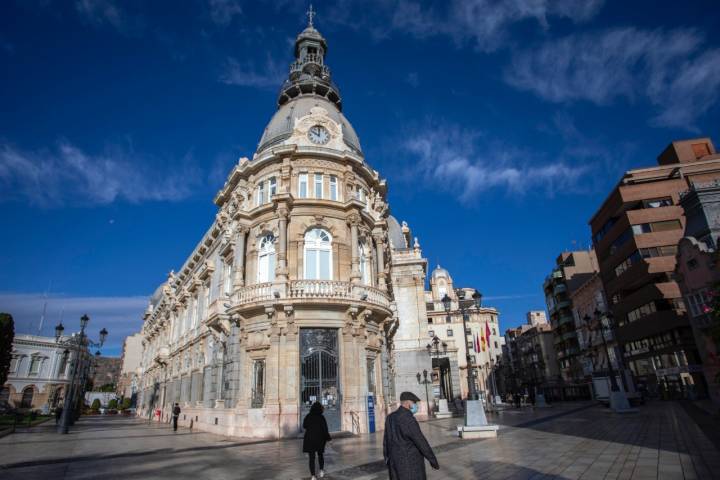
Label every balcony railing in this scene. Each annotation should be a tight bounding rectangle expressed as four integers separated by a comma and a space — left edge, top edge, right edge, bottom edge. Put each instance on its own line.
233, 280, 392, 310
289, 280, 351, 299
236, 282, 274, 304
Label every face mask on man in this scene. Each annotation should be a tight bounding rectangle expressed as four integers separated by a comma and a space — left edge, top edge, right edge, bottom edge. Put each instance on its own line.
409, 403, 419, 414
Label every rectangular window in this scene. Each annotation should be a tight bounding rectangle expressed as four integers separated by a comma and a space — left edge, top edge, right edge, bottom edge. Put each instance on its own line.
314, 173, 323, 198
428, 317, 433, 324
640, 245, 678, 258
615, 250, 642, 277
447, 329, 454, 337
692, 142, 711, 158
251, 359, 265, 408
467, 341, 474, 349
192, 295, 199, 328
223, 261, 233, 296
652, 220, 682, 232
9, 357, 18, 373
429, 330, 435, 337
29, 356, 40, 375
329, 175, 338, 200
367, 357, 376, 395
298, 173, 308, 198
319, 250, 331, 280
268, 177, 277, 201
632, 224, 652, 235
357, 187, 366, 203
203, 282, 210, 319
627, 301, 657, 323
643, 197, 673, 208
256, 183, 264, 206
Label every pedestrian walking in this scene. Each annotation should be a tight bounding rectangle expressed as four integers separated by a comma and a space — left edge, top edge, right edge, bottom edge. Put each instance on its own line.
54, 405, 63, 425
172, 403, 181, 431
383, 391, 439, 480
302, 401, 332, 480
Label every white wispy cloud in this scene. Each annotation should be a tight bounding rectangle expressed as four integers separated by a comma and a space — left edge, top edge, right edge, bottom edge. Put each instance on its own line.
0, 140, 201, 207
74, 0, 144, 35
219, 54, 286, 90
321, 0, 604, 49
207, 0, 243, 27
397, 121, 591, 202
0, 292, 148, 356
504, 27, 720, 130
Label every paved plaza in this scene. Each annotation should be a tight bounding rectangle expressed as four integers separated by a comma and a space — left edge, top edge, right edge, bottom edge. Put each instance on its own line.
1, 401, 719, 480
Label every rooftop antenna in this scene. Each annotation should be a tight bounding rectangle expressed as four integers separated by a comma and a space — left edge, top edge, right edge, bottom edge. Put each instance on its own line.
306, 4, 316, 27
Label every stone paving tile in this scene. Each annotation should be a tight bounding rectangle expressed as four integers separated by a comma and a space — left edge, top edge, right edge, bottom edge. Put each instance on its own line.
2, 401, 720, 479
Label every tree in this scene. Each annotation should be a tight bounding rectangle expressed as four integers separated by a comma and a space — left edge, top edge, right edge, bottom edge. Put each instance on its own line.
0, 313, 15, 387
91, 399, 101, 411
108, 398, 118, 409
120, 397, 132, 410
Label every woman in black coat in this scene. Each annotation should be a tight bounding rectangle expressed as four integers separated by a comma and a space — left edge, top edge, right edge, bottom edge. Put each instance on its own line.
303, 402, 332, 479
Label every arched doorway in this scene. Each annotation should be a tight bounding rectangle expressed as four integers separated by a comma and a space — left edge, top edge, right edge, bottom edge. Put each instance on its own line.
21, 386, 35, 409
300, 328, 340, 431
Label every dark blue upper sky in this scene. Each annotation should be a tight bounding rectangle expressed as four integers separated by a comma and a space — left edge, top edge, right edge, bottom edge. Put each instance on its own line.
2, 0, 720, 355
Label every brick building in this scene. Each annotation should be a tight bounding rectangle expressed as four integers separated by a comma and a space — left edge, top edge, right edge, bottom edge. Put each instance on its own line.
589, 138, 720, 397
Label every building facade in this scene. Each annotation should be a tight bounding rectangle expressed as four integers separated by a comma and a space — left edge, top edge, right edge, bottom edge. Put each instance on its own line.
135, 18, 440, 438
0, 334, 81, 412
515, 323, 561, 401
589, 138, 720, 398
424, 266, 503, 403
543, 250, 599, 399
117, 333, 143, 403
676, 180, 720, 404
90, 356, 122, 391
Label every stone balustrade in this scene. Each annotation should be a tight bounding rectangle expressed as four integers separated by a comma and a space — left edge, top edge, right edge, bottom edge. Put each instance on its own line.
232, 280, 391, 311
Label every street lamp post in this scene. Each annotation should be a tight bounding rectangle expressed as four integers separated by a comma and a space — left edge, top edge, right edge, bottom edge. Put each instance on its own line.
416, 370, 433, 418
442, 290, 498, 438
54, 315, 108, 434
426, 336, 447, 400
583, 310, 633, 412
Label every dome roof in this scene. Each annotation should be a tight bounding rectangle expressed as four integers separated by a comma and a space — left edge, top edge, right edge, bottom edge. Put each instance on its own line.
257, 96, 362, 155
387, 215, 407, 249
432, 265, 451, 279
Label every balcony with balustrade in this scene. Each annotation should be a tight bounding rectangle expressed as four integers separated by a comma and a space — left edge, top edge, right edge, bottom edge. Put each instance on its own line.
229, 280, 393, 317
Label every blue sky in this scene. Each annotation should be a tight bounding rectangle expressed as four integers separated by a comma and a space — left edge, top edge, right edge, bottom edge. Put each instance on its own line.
2, 0, 720, 356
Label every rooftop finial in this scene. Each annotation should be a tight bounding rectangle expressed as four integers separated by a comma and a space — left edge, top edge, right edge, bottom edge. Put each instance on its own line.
306, 4, 316, 27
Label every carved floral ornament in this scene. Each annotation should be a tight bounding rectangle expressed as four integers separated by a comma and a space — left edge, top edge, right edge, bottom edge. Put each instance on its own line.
292, 106, 343, 143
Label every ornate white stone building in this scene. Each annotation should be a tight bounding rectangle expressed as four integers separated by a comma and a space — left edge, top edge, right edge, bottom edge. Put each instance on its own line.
424, 266, 504, 403
1, 334, 81, 412
136, 16, 495, 438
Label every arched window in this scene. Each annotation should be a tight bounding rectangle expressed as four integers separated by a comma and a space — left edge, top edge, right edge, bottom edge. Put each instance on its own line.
304, 229, 332, 280
359, 242, 371, 285
21, 386, 34, 409
257, 234, 276, 283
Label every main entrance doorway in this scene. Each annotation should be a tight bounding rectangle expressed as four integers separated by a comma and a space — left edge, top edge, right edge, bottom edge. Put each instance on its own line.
300, 328, 341, 432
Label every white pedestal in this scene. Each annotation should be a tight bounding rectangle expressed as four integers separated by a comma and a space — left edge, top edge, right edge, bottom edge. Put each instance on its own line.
458, 399, 498, 439
534, 393, 550, 408
493, 395, 503, 404
436, 398, 453, 419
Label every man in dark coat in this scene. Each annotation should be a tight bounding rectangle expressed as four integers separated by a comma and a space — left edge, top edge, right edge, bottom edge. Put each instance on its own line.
172, 403, 181, 432
303, 402, 332, 479
383, 391, 439, 480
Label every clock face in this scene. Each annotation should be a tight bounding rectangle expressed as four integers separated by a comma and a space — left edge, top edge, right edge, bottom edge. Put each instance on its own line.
308, 125, 330, 145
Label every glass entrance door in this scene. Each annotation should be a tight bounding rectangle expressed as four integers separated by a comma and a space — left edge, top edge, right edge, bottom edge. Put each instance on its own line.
300, 328, 341, 432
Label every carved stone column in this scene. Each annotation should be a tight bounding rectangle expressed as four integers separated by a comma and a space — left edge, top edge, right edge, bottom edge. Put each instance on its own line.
349, 213, 361, 283
374, 233, 387, 290
233, 227, 246, 290
276, 206, 289, 282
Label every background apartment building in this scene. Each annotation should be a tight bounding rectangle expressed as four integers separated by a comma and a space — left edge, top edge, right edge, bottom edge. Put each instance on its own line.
589, 138, 720, 398
543, 250, 599, 399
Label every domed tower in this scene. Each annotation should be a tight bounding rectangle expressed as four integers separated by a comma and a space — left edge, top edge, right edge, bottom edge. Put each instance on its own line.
137, 9, 404, 440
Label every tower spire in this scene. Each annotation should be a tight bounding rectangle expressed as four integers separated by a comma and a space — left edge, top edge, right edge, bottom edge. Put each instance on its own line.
306, 4, 316, 27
